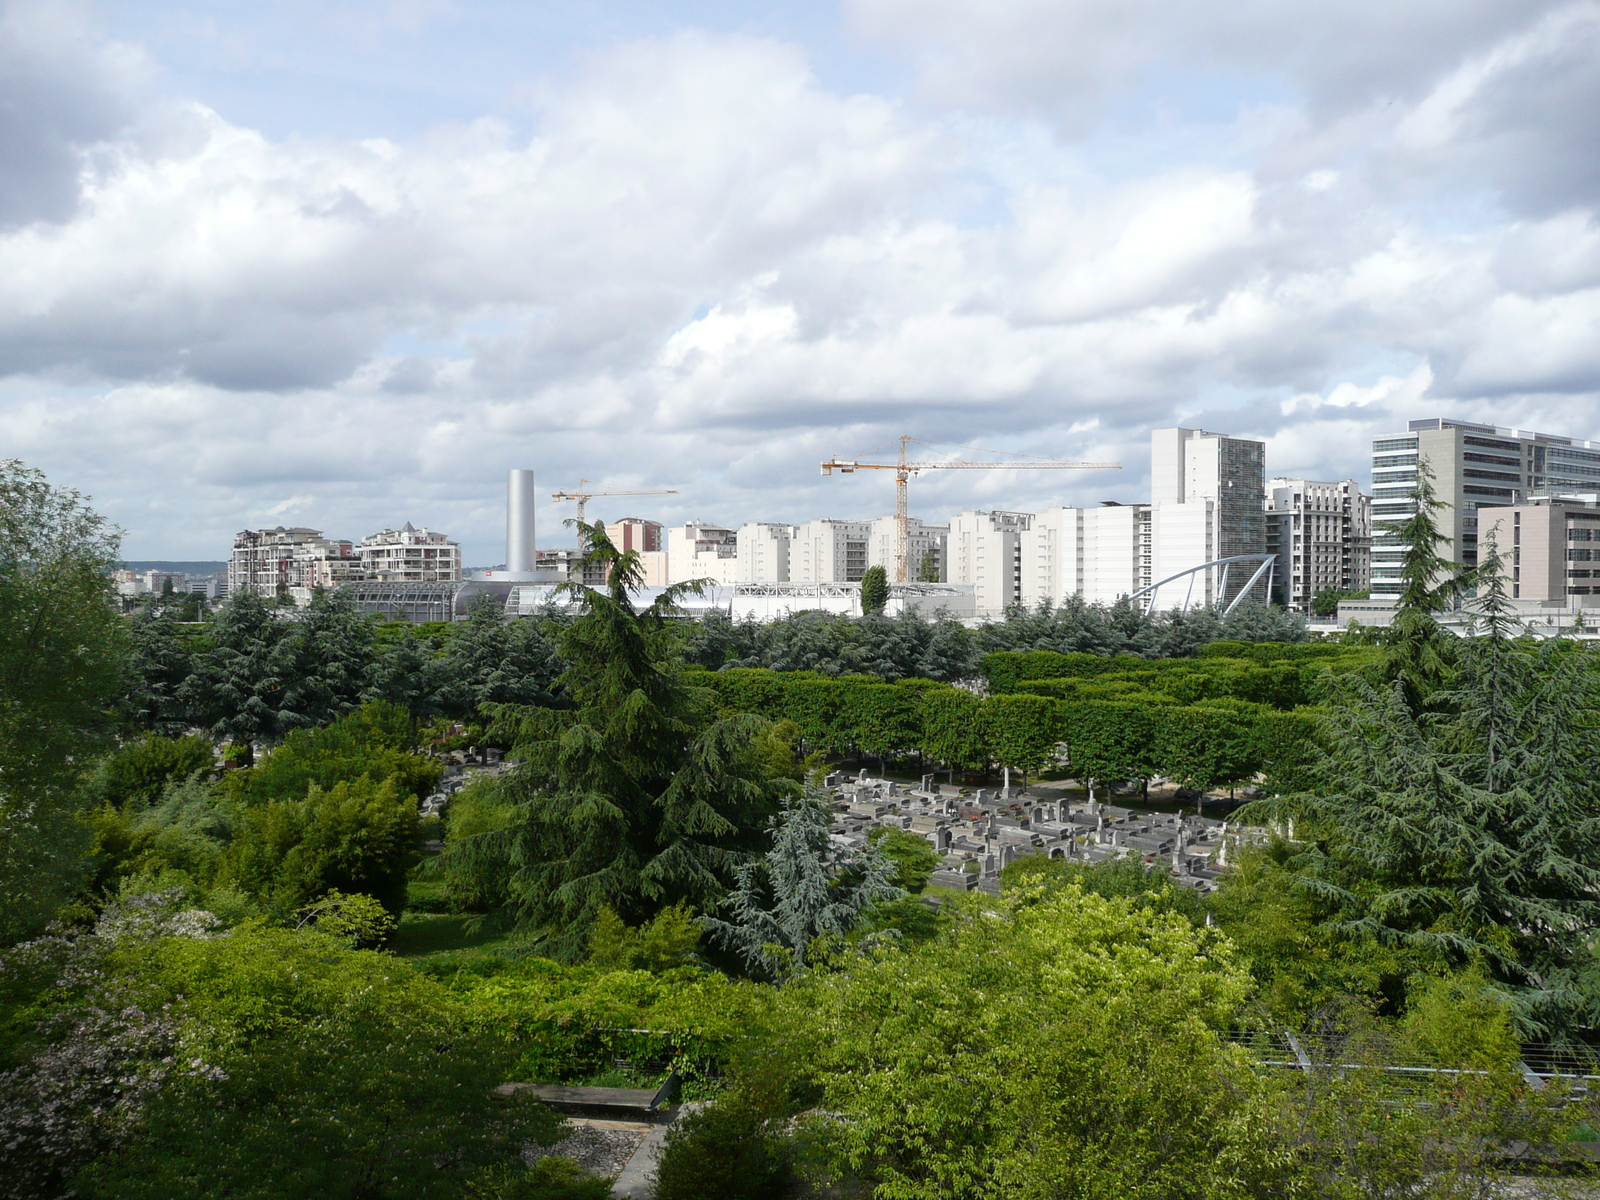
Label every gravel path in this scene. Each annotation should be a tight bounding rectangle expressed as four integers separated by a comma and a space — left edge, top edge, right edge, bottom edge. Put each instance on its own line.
527, 1120, 651, 1181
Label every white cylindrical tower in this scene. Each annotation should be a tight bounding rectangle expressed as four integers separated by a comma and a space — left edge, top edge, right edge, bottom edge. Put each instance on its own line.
506, 469, 536, 574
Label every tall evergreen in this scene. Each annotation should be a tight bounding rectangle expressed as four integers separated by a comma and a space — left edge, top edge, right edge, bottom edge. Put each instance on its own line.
178, 590, 288, 762
859, 565, 889, 615
433, 521, 787, 957
1381, 458, 1470, 709
270, 588, 376, 733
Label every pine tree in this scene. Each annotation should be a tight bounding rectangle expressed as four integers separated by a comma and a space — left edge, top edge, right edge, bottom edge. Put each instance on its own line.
178, 590, 288, 763
270, 587, 376, 733
704, 785, 903, 978
432, 522, 786, 957
1382, 458, 1470, 709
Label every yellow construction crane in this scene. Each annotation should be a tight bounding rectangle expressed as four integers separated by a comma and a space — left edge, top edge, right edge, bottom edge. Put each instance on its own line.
821, 436, 1121, 583
551, 480, 680, 524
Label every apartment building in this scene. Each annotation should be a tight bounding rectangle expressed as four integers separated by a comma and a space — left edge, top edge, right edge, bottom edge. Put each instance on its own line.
1020, 503, 1154, 608
867, 516, 948, 582
1369, 418, 1600, 602
736, 522, 796, 583
1264, 479, 1372, 614
793, 518, 871, 583
605, 518, 668, 585
666, 520, 739, 585
359, 523, 462, 583
948, 510, 1032, 615
229, 527, 363, 601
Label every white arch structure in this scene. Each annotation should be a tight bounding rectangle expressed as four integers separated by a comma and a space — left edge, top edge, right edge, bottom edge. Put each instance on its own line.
1128, 553, 1278, 617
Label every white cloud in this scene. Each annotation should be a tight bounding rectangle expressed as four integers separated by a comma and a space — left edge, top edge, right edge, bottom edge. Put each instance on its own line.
1, 4, 1599, 561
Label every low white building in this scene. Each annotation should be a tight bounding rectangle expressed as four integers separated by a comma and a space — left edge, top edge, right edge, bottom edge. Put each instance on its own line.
359, 522, 462, 583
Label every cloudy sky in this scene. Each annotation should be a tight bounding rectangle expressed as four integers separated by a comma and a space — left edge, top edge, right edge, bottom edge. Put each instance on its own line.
5, 0, 1599, 563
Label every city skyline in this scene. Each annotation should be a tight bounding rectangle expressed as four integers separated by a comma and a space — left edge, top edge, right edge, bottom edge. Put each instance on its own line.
3, 0, 1598, 563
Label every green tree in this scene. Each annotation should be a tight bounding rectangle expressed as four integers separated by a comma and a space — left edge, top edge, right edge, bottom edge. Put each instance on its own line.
432, 522, 784, 956
1381, 459, 1470, 708
95, 734, 215, 808
705, 787, 902, 979
867, 826, 939, 893
119, 605, 198, 733
726, 886, 1283, 1200
178, 590, 290, 763
917, 550, 941, 583
429, 595, 563, 718
0, 461, 128, 944
220, 774, 420, 916
0, 912, 562, 1200
229, 702, 440, 809
859, 564, 889, 615
269, 587, 376, 732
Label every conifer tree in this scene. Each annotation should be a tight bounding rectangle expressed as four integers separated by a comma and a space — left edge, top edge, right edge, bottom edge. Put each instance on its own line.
433, 521, 787, 957
1381, 459, 1470, 708
705, 785, 902, 978
178, 590, 288, 763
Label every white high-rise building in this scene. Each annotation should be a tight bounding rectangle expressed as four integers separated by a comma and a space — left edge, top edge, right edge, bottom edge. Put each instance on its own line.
1265, 479, 1371, 614
1020, 503, 1153, 608
736, 522, 796, 582
1148, 427, 1267, 608
666, 520, 739, 585
948, 510, 1032, 615
867, 516, 948, 582
793, 518, 871, 583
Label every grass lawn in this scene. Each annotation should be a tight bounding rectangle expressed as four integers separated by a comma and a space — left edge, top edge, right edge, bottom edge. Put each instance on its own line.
387, 911, 525, 963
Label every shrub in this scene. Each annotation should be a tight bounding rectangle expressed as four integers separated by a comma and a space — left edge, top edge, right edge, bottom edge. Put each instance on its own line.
220, 775, 420, 916
654, 1097, 798, 1200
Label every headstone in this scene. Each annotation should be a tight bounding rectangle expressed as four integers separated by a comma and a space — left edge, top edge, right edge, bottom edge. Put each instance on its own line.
858, 768, 868, 783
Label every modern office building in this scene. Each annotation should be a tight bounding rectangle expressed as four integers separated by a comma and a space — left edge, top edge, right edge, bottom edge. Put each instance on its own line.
1477, 495, 1600, 602
948, 510, 1032, 615
793, 518, 871, 584
1264, 479, 1372, 614
1148, 427, 1267, 608
1369, 418, 1600, 602
358, 523, 462, 583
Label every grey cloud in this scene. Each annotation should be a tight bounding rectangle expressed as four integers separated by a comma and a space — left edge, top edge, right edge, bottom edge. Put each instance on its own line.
0, 1, 143, 228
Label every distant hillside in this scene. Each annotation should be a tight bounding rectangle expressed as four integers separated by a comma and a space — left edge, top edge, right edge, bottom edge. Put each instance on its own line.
121, 561, 228, 574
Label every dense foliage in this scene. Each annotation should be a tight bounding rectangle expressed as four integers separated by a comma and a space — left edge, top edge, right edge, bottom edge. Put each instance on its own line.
7, 458, 1600, 1198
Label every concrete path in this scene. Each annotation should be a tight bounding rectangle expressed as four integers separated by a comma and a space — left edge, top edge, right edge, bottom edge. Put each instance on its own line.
610, 1103, 702, 1199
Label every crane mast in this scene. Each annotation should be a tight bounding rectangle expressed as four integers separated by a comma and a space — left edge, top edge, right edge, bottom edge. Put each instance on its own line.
821, 436, 1121, 584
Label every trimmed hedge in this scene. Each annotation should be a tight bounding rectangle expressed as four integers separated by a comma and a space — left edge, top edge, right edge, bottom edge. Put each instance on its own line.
692, 666, 1326, 794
